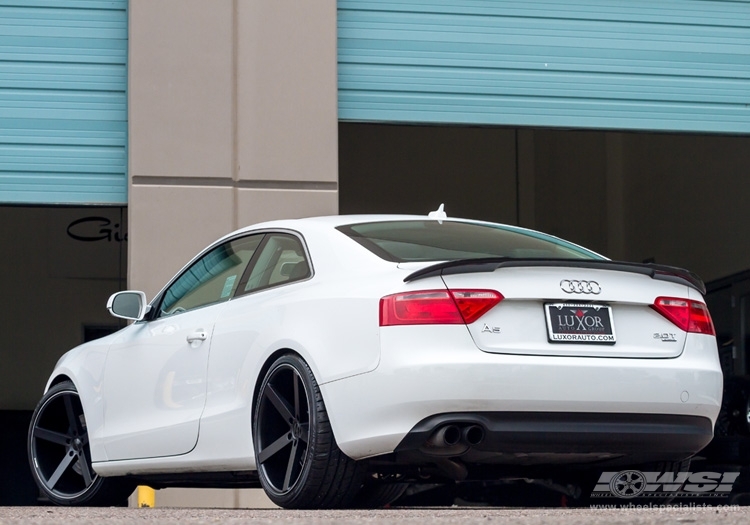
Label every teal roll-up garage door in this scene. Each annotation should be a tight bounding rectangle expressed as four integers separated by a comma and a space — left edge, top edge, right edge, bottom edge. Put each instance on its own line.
0, 0, 127, 205
338, 0, 750, 133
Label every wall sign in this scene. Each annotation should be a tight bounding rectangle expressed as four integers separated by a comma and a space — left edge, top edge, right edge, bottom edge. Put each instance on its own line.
67, 217, 128, 243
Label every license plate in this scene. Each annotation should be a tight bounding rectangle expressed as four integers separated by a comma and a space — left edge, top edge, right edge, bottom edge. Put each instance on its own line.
544, 303, 616, 344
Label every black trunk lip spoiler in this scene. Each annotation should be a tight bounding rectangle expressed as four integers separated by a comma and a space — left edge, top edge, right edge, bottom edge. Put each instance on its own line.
403, 257, 706, 295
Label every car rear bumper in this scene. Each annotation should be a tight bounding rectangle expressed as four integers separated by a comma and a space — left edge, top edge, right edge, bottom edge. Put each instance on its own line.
393, 411, 713, 467
320, 326, 723, 463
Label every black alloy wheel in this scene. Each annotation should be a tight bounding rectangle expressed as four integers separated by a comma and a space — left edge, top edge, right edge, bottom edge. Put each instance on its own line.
253, 354, 363, 508
27, 381, 132, 506
255, 360, 311, 494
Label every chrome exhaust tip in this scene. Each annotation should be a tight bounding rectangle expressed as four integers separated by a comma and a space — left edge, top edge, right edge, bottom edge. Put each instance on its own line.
427, 424, 461, 448
461, 424, 485, 446
421, 424, 469, 456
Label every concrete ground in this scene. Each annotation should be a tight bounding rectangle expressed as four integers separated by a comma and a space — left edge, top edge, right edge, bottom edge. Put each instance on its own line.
0, 506, 748, 525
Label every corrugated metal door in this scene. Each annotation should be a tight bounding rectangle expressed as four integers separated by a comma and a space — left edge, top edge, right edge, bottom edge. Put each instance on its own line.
338, 0, 750, 133
0, 0, 127, 205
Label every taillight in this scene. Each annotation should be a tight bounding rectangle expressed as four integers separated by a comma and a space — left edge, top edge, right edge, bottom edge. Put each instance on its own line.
380, 289, 503, 326
651, 296, 715, 335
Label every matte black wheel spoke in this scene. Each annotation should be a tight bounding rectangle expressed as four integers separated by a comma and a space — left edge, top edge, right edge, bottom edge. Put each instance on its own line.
78, 450, 94, 487
265, 384, 295, 422
256, 360, 316, 497
31, 387, 101, 501
258, 432, 293, 464
46, 452, 76, 490
283, 441, 299, 491
34, 426, 70, 446
298, 422, 309, 444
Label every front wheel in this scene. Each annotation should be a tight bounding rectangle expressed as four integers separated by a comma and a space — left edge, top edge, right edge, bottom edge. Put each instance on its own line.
27, 381, 134, 506
253, 354, 363, 508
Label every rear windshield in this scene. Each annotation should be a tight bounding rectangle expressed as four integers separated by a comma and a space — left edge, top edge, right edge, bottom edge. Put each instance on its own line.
337, 220, 603, 262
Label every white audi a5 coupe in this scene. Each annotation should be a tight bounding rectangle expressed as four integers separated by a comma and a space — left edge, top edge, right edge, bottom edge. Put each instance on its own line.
28, 211, 722, 508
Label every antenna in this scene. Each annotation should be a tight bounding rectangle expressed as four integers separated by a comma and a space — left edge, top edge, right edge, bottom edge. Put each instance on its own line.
428, 203, 447, 224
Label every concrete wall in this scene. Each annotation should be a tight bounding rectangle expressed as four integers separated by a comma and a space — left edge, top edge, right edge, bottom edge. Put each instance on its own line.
128, 0, 338, 298
126, 0, 338, 508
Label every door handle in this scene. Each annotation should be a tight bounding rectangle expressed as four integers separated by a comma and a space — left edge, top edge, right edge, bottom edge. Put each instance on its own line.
186, 330, 208, 343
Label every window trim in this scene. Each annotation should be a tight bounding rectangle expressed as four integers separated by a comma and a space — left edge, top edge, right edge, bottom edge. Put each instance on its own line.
233, 232, 313, 299
152, 233, 265, 319
144, 229, 313, 321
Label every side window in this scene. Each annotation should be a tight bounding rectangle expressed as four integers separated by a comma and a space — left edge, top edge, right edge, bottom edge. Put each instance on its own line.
158, 235, 263, 317
239, 234, 310, 295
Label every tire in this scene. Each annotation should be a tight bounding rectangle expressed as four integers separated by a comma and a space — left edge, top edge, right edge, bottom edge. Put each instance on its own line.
27, 381, 135, 506
648, 459, 691, 504
253, 354, 363, 508
353, 479, 409, 508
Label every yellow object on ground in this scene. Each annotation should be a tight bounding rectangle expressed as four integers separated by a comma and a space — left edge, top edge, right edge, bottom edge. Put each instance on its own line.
137, 486, 156, 508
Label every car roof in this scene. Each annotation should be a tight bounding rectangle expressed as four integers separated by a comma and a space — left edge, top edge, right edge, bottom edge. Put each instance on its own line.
222, 214, 432, 239
246, 214, 428, 230
215, 213, 573, 249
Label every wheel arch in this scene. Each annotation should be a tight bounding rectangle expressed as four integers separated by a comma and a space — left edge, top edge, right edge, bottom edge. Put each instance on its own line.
48, 374, 74, 390
251, 348, 306, 421
250, 347, 347, 451
27, 378, 134, 506
42, 369, 107, 464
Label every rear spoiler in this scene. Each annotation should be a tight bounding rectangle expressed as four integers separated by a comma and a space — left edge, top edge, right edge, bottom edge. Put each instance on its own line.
403, 258, 706, 295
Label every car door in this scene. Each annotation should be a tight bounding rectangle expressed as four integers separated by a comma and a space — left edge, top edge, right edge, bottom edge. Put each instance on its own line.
199, 233, 313, 449
100, 234, 263, 460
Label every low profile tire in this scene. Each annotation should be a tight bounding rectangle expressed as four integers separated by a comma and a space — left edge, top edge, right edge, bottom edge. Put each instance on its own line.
27, 381, 134, 506
353, 478, 409, 508
253, 354, 363, 508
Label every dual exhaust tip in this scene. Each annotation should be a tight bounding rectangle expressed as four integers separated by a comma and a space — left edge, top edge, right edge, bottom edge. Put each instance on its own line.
422, 423, 485, 456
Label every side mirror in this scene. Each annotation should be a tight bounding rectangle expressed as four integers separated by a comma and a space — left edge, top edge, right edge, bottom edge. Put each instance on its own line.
107, 291, 150, 321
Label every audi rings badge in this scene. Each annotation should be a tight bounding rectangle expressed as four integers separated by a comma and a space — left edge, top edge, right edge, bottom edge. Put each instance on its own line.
560, 280, 602, 295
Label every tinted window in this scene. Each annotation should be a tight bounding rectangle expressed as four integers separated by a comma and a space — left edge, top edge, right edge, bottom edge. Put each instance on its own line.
159, 235, 263, 317
238, 234, 310, 295
337, 220, 602, 262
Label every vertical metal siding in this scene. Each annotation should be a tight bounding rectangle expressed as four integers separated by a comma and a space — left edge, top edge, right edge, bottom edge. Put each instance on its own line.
0, 0, 127, 205
338, 0, 750, 133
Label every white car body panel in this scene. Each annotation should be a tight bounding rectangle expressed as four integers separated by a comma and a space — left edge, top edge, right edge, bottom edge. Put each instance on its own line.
99, 305, 220, 460
45, 338, 112, 462
444, 267, 689, 358
321, 327, 722, 459
37, 214, 722, 481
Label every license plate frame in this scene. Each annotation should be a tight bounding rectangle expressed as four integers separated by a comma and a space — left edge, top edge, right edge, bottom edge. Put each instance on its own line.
544, 302, 616, 344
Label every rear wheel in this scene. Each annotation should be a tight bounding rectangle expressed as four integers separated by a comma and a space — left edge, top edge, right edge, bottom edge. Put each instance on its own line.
27, 381, 134, 506
253, 354, 363, 508
353, 477, 409, 508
